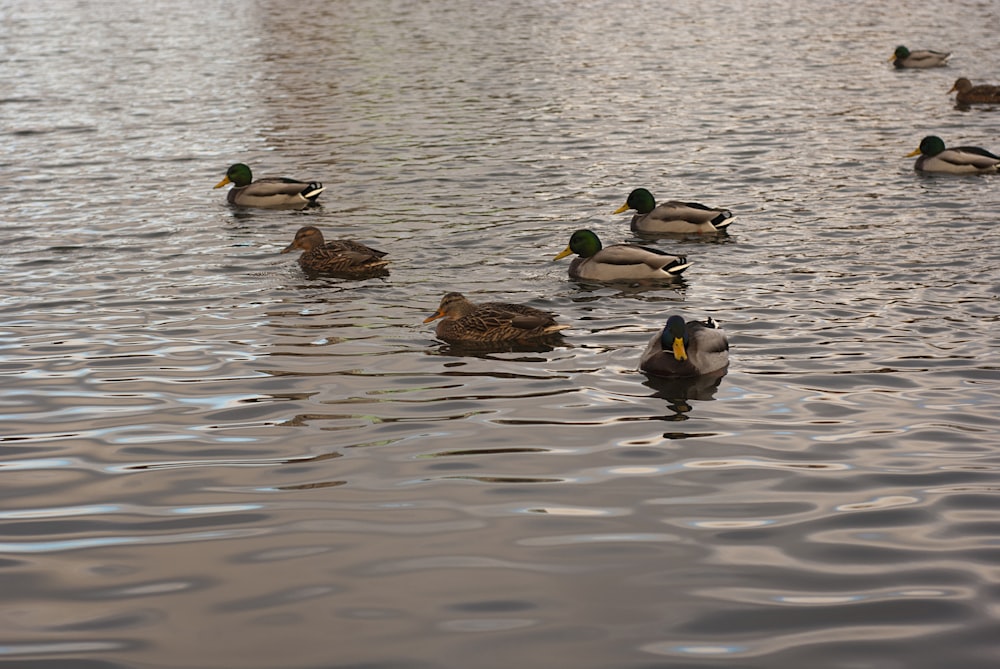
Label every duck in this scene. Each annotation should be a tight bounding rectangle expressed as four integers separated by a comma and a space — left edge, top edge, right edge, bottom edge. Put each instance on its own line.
281, 226, 389, 278
948, 78, 1000, 105
553, 229, 691, 282
639, 315, 729, 378
614, 188, 735, 235
889, 45, 950, 69
906, 135, 1000, 175
214, 163, 324, 209
423, 292, 568, 347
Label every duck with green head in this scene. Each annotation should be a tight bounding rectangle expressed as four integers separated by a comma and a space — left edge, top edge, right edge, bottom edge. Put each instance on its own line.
281, 226, 389, 278
614, 187, 734, 235
423, 292, 568, 348
553, 229, 691, 282
906, 135, 1000, 174
640, 315, 729, 378
214, 163, 324, 209
889, 45, 950, 69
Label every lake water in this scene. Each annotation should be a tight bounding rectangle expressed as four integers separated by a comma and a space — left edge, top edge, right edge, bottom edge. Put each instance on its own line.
1, 1, 999, 667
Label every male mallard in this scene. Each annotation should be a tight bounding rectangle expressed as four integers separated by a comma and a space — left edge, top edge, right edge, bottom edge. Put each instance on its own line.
553, 229, 691, 282
281, 226, 389, 278
423, 292, 568, 347
214, 163, 324, 209
906, 135, 1000, 174
640, 315, 729, 378
948, 78, 1000, 105
614, 188, 734, 235
889, 45, 950, 69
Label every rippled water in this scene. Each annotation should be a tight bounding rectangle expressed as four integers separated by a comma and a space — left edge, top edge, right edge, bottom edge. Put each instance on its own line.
2, 1, 999, 667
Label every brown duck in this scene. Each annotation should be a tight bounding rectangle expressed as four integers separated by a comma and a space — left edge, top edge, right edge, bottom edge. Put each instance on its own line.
948, 78, 1000, 105
423, 292, 568, 347
281, 226, 389, 278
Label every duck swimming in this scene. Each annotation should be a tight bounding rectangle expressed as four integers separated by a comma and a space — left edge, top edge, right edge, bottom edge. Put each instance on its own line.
214, 163, 324, 209
423, 292, 568, 348
639, 315, 729, 378
281, 226, 389, 278
614, 188, 734, 235
906, 135, 1000, 174
889, 46, 950, 69
553, 229, 691, 282
948, 78, 1000, 105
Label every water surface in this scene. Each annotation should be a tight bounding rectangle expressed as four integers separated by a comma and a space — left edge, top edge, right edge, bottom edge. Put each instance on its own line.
1, 1, 999, 668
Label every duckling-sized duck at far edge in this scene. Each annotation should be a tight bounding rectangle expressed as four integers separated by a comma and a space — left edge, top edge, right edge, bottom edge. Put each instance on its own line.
423, 292, 568, 348
640, 315, 729, 378
281, 226, 389, 278
553, 229, 691, 282
889, 45, 950, 69
948, 78, 1000, 105
906, 135, 1000, 175
214, 163, 324, 209
614, 187, 734, 235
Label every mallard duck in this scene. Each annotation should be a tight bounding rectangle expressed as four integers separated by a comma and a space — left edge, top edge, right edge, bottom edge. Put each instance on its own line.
614, 188, 734, 235
640, 315, 729, 378
906, 135, 1000, 174
281, 226, 389, 278
423, 292, 568, 347
214, 163, 324, 209
948, 78, 1000, 105
553, 229, 691, 282
889, 46, 950, 69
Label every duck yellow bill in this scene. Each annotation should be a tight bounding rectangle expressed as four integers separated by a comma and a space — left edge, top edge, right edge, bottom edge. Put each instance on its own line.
905, 148, 922, 157
553, 246, 573, 261
612, 203, 630, 214
213, 176, 231, 189
423, 311, 444, 324
672, 337, 688, 361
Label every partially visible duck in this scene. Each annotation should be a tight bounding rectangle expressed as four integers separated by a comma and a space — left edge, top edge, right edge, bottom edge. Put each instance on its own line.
889, 46, 950, 69
423, 292, 568, 348
639, 315, 729, 378
214, 163, 324, 209
281, 226, 389, 278
948, 78, 1000, 105
906, 135, 1000, 174
553, 229, 691, 282
614, 188, 734, 235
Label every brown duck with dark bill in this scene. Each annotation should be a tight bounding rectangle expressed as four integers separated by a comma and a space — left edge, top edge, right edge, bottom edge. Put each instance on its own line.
281, 226, 389, 278
423, 292, 568, 347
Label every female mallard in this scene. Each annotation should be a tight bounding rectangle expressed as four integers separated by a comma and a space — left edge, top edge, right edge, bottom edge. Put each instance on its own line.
281, 226, 389, 278
553, 229, 691, 282
906, 135, 1000, 174
214, 163, 324, 209
889, 45, 950, 69
423, 292, 568, 347
614, 188, 734, 235
948, 78, 1000, 105
640, 315, 729, 378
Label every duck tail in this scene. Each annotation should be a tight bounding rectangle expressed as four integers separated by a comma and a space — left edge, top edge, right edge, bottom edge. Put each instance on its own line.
303, 183, 325, 202
711, 210, 735, 229
666, 257, 692, 276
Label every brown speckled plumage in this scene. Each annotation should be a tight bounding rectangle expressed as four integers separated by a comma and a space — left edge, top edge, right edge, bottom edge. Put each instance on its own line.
423, 292, 567, 347
949, 78, 1000, 105
281, 226, 389, 278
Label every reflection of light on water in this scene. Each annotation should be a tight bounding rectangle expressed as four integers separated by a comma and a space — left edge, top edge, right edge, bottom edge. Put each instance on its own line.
691, 519, 774, 529
641, 641, 747, 656
440, 618, 535, 632
836, 495, 919, 511
682, 458, 850, 471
